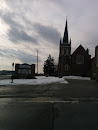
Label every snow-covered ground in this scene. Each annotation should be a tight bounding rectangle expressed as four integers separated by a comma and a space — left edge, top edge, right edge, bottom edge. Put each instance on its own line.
0, 76, 90, 86
64, 76, 90, 80
0, 76, 68, 86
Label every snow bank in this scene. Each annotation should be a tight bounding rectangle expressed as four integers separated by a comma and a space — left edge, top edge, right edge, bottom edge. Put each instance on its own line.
0, 76, 68, 86
64, 76, 90, 80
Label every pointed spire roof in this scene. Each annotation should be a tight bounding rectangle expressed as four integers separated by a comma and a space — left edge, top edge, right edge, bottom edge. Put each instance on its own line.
65, 18, 68, 33
60, 38, 61, 44
63, 18, 68, 43
70, 38, 71, 44
59, 39, 62, 54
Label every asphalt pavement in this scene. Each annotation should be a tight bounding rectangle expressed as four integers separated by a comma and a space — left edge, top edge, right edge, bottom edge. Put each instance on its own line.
0, 79, 98, 130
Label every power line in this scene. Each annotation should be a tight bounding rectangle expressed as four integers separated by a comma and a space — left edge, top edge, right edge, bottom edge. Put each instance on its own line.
0, 4, 37, 54
0, 45, 37, 58
0, 2, 59, 71
0, 3, 59, 50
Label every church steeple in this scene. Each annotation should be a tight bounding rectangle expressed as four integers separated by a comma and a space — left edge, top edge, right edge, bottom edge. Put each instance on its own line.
58, 19, 71, 77
63, 18, 68, 43
59, 39, 61, 54
70, 38, 71, 45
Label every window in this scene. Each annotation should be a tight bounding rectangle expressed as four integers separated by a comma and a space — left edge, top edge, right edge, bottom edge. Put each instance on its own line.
64, 49, 66, 55
61, 49, 66, 55
65, 65, 69, 71
63, 49, 69, 55
76, 55, 84, 64
66, 49, 69, 55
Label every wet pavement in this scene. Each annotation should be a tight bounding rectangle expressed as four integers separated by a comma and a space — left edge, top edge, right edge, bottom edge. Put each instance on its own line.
0, 79, 98, 130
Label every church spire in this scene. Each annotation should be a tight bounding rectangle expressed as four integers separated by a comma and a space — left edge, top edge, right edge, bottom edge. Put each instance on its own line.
59, 39, 61, 54
63, 18, 68, 43
70, 38, 71, 45
65, 18, 68, 33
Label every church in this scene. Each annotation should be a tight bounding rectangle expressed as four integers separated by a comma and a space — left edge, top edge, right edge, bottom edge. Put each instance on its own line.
58, 19, 91, 77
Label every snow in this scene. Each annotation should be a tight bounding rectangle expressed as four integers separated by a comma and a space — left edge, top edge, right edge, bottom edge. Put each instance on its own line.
0, 76, 90, 86
64, 76, 90, 80
0, 76, 68, 86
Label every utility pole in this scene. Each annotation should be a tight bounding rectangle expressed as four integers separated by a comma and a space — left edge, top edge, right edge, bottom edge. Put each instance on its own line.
37, 49, 39, 75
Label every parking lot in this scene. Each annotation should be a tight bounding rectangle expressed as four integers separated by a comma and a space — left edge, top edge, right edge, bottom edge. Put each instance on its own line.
0, 79, 98, 130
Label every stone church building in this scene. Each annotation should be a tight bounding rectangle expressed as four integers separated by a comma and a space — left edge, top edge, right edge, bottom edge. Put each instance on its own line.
58, 19, 91, 77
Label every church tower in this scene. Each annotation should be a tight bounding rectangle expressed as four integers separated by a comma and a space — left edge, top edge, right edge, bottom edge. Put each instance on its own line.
58, 19, 71, 77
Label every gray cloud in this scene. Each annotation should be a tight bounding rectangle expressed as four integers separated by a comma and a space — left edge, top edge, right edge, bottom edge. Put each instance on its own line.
34, 23, 61, 44
0, 9, 37, 44
16, 51, 37, 63
7, 26, 37, 44
0, 0, 98, 72
0, 48, 38, 64
0, 10, 24, 29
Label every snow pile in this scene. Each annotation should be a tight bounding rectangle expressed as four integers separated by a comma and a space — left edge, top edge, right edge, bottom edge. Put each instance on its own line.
0, 76, 68, 86
64, 76, 90, 80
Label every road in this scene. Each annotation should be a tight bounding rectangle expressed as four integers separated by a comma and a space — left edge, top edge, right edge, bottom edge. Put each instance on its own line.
0, 79, 98, 130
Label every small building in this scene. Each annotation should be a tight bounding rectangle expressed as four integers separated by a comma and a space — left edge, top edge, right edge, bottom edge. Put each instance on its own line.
91, 45, 98, 81
71, 45, 91, 76
15, 63, 35, 79
0, 70, 12, 75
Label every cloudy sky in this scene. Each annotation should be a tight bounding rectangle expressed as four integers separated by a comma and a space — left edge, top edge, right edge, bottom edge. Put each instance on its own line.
0, 0, 98, 73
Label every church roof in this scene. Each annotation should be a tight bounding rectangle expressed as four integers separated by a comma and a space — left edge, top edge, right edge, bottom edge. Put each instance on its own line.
71, 44, 86, 55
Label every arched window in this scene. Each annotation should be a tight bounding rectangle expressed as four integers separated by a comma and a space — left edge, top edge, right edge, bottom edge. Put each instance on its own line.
76, 55, 84, 64
65, 65, 69, 71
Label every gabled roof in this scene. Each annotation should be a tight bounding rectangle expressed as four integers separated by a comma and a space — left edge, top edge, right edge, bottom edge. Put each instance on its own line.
71, 44, 86, 55
95, 45, 98, 49
91, 57, 95, 61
